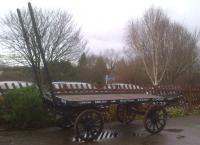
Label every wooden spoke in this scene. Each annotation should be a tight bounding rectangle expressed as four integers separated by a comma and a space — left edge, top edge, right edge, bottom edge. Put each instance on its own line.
144, 105, 167, 134
57, 112, 77, 129
116, 104, 136, 124
75, 109, 104, 142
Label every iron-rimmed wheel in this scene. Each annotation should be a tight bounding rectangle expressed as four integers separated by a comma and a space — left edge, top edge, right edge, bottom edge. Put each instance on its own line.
144, 105, 167, 134
58, 112, 78, 129
58, 117, 74, 129
116, 104, 136, 124
178, 96, 187, 108
75, 109, 104, 142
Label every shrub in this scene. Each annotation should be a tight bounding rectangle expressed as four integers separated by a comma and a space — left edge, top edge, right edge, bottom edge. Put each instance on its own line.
191, 105, 200, 115
103, 105, 117, 122
166, 106, 185, 117
103, 105, 188, 121
0, 96, 4, 124
0, 86, 49, 128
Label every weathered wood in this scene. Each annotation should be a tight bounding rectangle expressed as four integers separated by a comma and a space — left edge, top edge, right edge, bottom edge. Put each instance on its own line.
28, 2, 56, 105
17, 8, 43, 97
56, 93, 158, 102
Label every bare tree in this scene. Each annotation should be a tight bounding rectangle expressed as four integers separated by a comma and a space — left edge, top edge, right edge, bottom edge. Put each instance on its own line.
114, 59, 131, 83
113, 57, 150, 84
0, 54, 6, 66
103, 48, 119, 71
127, 8, 172, 85
166, 23, 199, 83
102, 48, 120, 83
0, 54, 12, 66
0, 8, 87, 68
126, 8, 199, 86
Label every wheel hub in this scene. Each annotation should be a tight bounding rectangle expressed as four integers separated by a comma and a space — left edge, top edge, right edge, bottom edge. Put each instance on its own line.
85, 120, 95, 129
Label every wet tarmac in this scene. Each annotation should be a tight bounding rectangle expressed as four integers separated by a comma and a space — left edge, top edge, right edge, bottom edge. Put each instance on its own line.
0, 115, 200, 145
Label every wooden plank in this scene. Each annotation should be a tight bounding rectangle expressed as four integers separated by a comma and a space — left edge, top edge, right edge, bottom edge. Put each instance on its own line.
56, 93, 159, 102
12, 83, 16, 89
5, 83, 9, 90
19, 83, 23, 88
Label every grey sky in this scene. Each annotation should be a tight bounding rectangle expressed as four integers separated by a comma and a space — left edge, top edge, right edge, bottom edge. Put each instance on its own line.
0, 0, 199, 54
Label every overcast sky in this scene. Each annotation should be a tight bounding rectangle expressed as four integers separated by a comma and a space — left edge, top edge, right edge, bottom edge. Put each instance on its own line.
0, 0, 199, 54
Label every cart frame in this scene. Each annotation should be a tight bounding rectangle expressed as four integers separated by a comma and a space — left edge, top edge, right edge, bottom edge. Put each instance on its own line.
43, 83, 183, 142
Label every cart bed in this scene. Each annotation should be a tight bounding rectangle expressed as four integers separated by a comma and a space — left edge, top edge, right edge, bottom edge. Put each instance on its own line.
56, 93, 158, 101
46, 83, 181, 106
50, 93, 177, 106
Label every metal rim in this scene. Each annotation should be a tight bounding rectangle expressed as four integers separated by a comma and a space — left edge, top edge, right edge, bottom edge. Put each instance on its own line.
144, 105, 167, 134
75, 109, 103, 142
116, 104, 136, 124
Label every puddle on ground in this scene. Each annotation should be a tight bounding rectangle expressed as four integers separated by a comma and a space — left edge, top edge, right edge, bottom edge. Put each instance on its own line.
164, 129, 183, 133
0, 137, 12, 145
196, 125, 200, 128
0, 128, 6, 132
133, 132, 147, 137
176, 135, 185, 139
142, 140, 158, 145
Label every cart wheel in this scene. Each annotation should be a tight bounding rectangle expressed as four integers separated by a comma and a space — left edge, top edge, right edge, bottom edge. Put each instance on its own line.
144, 105, 167, 134
75, 109, 104, 142
178, 97, 187, 107
178, 97, 188, 112
58, 117, 74, 129
116, 104, 136, 124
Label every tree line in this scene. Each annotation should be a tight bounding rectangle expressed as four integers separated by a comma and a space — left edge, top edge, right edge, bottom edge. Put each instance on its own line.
0, 53, 107, 85
0, 7, 199, 86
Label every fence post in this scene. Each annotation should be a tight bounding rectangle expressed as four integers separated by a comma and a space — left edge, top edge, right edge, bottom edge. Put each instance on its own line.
186, 85, 192, 111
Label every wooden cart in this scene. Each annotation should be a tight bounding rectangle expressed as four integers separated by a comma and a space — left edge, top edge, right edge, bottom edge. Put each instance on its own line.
43, 83, 183, 142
